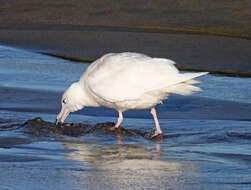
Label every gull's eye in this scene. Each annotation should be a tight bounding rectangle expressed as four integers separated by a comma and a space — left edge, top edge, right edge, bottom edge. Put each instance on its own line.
62, 99, 66, 104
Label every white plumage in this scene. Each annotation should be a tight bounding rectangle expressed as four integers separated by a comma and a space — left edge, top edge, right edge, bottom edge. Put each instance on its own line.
56, 52, 208, 137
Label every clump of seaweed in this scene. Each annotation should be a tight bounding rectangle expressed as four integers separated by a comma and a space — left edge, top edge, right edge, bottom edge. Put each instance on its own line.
22, 117, 163, 141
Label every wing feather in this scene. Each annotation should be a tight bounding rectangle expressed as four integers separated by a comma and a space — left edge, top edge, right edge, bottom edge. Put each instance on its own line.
86, 53, 207, 102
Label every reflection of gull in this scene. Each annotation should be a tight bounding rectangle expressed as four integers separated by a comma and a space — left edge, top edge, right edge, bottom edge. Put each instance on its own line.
63, 142, 201, 189
56, 52, 207, 137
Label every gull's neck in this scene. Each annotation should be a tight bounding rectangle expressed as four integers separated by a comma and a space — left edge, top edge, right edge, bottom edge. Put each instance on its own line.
76, 82, 100, 107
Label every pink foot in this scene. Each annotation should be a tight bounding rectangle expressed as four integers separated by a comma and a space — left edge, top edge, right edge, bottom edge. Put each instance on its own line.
151, 130, 162, 139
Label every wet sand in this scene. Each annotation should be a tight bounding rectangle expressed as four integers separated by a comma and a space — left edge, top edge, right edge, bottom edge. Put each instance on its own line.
1, 0, 251, 37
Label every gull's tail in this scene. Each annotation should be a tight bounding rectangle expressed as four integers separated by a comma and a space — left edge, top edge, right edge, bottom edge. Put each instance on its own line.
166, 72, 208, 95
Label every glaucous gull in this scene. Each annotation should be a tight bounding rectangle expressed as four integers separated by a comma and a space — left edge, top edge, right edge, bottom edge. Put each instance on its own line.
56, 52, 208, 138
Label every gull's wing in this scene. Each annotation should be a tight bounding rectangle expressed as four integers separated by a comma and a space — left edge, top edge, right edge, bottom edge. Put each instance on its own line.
86, 52, 207, 102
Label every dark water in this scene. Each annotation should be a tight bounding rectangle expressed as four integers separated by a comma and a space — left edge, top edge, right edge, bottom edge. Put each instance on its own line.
0, 45, 251, 190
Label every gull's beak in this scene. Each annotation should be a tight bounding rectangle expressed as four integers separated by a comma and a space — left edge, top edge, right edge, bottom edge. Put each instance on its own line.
55, 107, 70, 126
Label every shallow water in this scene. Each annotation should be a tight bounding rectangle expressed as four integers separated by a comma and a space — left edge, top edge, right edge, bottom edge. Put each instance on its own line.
0, 45, 251, 190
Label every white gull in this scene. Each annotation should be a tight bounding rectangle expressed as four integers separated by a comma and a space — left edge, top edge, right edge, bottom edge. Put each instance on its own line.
56, 52, 208, 137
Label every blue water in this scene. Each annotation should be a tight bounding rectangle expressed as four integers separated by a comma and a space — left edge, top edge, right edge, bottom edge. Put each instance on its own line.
0, 45, 251, 190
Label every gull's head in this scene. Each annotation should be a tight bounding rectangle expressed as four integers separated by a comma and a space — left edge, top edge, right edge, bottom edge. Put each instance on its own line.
56, 82, 85, 125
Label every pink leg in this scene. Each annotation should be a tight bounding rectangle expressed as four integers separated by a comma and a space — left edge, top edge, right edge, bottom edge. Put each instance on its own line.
115, 111, 123, 128
150, 107, 162, 137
